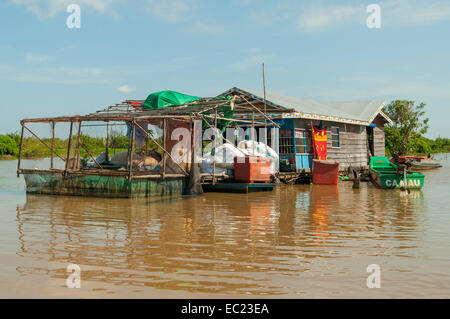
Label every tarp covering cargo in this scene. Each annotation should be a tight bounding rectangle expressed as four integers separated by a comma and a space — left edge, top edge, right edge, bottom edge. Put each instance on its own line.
200, 141, 279, 175
141, 90, 201, 109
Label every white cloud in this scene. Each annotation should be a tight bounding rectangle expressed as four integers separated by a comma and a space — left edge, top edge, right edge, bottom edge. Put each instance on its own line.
145, 0, 191, 23
297, 0, 450, 31
11, 0, 121, 20
117, 85, 136, 93
24, 52, 48, 63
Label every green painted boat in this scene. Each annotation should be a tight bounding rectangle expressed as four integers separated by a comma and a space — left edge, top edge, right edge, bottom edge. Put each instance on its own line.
369, 157, 425, 190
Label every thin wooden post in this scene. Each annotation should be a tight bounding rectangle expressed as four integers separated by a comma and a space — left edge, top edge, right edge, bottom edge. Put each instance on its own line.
262, 62, 269, 155
17, 123, 25, 177
50, 121, 55, 169
105, 121, 109, 162
262, 62, 267, 127
213, 109, 218, 184
252, 111, 255, 154
64, 121, 74, 177
75, 121, 82, 170
162, 118, 167, 178
127, 121, 135, 181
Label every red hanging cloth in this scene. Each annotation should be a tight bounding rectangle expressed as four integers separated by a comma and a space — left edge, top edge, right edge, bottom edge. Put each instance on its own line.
311, 121, 327, 160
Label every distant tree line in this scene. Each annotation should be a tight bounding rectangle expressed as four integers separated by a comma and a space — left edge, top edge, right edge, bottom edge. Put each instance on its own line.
0, 132, 130, 159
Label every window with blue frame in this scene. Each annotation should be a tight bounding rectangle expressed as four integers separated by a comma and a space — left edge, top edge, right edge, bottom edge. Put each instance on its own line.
294, 129, 313, 154
331, 126, 340, 148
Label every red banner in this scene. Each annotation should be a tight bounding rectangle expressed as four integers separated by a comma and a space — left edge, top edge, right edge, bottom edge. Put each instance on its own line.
312, 124, 327, 160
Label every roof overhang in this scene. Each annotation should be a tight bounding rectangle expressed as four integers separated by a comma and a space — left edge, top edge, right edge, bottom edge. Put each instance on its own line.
221, 87, 391, 126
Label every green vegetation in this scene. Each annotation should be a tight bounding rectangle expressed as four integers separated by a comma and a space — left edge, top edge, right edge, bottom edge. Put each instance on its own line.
0, 130, 164, 160
384, 100, 450, 156
0, 135, 18, 156
0, 132, 128, 159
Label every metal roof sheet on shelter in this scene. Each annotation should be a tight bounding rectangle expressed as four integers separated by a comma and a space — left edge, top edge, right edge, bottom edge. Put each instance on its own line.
220, 87, 391, 126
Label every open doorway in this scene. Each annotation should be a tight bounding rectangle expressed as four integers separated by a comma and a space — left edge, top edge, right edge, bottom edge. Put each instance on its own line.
366, 126, 374, 156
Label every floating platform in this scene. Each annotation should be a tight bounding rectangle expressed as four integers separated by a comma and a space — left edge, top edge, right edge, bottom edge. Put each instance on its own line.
21, 170, 185, 198
202, 182, 275, 193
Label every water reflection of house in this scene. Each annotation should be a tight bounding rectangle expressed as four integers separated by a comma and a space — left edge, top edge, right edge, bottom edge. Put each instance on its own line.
221, 87, 392, 171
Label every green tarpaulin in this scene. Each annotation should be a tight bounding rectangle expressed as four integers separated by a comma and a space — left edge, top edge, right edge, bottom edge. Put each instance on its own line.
141, 90, 201, 109
140, 90, 235, 132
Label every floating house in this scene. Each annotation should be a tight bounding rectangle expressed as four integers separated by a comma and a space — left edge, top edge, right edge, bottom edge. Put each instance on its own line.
17, 87, 393, 198
221, 87, 392, 171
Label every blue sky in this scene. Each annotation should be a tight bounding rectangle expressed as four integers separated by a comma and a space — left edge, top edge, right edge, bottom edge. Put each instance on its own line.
1, 0, 449, 138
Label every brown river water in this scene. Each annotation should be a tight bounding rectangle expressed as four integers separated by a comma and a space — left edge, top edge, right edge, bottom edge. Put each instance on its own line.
0, 155, 449, 298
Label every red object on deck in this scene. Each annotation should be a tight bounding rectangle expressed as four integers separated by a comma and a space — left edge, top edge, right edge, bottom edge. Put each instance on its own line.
397, 155, 427, 163
234, 156, 271, 183
312, 159, 340, 185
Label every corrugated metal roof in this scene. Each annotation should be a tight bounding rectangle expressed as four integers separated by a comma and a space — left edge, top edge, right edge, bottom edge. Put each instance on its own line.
221, 87, 391, 125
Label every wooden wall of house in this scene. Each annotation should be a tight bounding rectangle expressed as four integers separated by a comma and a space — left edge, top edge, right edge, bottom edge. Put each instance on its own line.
293, 119, 368, 170
325, 122, 368, 170
372, 115, 386, 157
292, 117, 387, 170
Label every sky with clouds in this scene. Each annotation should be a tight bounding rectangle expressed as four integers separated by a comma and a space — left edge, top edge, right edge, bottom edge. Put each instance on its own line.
1, 0, 449, 137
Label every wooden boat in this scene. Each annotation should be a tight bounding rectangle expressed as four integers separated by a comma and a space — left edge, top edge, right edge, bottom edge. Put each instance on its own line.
396, 155, 442, 170
369, 156, 425, 190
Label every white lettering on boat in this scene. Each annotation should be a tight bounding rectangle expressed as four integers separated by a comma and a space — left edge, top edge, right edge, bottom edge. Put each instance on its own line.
386, 179, 421, 188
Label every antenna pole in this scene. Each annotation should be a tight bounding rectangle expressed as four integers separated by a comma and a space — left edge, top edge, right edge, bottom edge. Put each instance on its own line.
262, 63, 267, 125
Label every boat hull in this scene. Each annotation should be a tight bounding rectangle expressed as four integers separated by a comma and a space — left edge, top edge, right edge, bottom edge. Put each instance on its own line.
22, 171, 186, 198
396, 156, 442, 170
369, 170, 425, 190
411, 162, 442, 170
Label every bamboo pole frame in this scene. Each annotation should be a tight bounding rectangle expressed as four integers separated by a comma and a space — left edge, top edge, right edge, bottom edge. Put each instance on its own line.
22, 124, 66, 162
240, 95, 281, 128
78, 140, 103, 169
134, 120, 188, 176
200, 114, 267, 126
